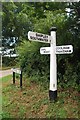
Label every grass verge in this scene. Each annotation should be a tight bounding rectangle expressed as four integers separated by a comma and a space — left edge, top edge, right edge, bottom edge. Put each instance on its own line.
1, 75, 79, 119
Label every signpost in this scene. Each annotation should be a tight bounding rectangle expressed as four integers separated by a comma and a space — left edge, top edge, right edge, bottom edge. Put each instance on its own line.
40, 45, 73, 55
28, 27, 73, 102
11, 68, 21, 74
40, 47, 51, 54
56, 45, 73, 54
11, 68, 22, 89
28, 31, 52, 43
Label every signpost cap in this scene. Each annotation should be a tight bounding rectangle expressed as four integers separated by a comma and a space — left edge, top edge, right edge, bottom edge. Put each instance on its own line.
50, 27, 57, 32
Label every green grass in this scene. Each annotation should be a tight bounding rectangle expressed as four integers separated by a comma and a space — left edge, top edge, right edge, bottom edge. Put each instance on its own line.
1, 75, 79, 119
1, 75, 12, 81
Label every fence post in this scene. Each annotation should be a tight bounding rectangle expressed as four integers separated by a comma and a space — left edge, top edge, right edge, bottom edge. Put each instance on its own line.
13, 72, 15, 84
20, 70, 22, 89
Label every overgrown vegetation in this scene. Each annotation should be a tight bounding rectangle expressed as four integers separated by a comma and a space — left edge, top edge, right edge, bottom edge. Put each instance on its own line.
2, 57, 17, 67
2, 75, 79, 119
2, 2, 80, 87
14, 2, 80, 89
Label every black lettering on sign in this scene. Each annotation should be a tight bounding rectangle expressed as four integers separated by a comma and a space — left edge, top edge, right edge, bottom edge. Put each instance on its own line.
44, 50, 50, 53
36, 33, 49, 39
36, 33, 43, 37
57, 47, 62, 49
44, 39, 48, 42
30, 36, 36, 40
30, 35, 49, 43
43, 35, 48, 38
63, 47, 70, 49
42, 49, 46, 51
63, 50, 69, 52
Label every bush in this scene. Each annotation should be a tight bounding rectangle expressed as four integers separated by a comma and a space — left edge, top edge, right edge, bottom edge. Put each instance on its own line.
2, 57, 17, 67
17, 40, 50, 84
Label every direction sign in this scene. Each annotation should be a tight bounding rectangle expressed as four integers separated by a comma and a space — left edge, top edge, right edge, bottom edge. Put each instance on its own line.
40, 45, 73, 55
28, 31, 52, 43
40, 47, 51, 54
28, 29, 74, 101
56, 45, 73, 54
11, 68, 21, 74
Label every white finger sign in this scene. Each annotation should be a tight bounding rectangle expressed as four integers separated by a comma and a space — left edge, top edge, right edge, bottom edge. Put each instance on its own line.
28, 31, 52, 43
56, 45, 73, 54
40, 47, 51, 54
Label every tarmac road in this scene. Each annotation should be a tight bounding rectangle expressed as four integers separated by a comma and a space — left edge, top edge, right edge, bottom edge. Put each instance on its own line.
0, 69, 12, 78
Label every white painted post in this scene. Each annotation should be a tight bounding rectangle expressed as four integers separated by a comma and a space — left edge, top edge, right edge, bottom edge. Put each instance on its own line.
49, 27, 57, 101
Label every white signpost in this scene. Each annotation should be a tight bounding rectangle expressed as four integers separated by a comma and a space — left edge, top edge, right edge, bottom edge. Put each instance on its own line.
11, 68, 21, 74
40, 45, 73, 55
40, 47, 51, 54
56, 45, 73, 54
28, 28, 73, 101
28, 31, 52, 43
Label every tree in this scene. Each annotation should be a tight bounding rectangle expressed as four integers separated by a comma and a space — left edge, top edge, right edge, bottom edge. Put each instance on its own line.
2, 2, 34, 51
2, 2, 80, 88
16, 2, 69, 84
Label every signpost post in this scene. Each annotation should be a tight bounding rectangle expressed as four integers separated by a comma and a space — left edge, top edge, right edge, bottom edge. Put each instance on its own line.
49, 27, 57, 101
28, 27, 73, 102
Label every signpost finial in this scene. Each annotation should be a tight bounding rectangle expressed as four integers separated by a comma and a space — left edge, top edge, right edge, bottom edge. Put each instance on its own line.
50, 27, 57, 32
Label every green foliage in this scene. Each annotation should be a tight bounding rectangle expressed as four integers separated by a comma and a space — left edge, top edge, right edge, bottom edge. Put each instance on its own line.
17, 40, 50, 84
2, 2, 80, 89
2, 57, 17, 67
58, 60, 78, 88
16, 2, 68, 86
2, 2, 34, 50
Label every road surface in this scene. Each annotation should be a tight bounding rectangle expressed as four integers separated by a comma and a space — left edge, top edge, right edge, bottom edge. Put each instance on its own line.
0, 69, 12, 78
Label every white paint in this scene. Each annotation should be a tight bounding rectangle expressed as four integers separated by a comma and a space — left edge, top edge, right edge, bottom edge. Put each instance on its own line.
28, 31, 52, 43
50, 31, 57, 91
40, 45, 73, 55
11, 68, 21, 74
40, 47, 51, 54
56, 45, 73, 54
